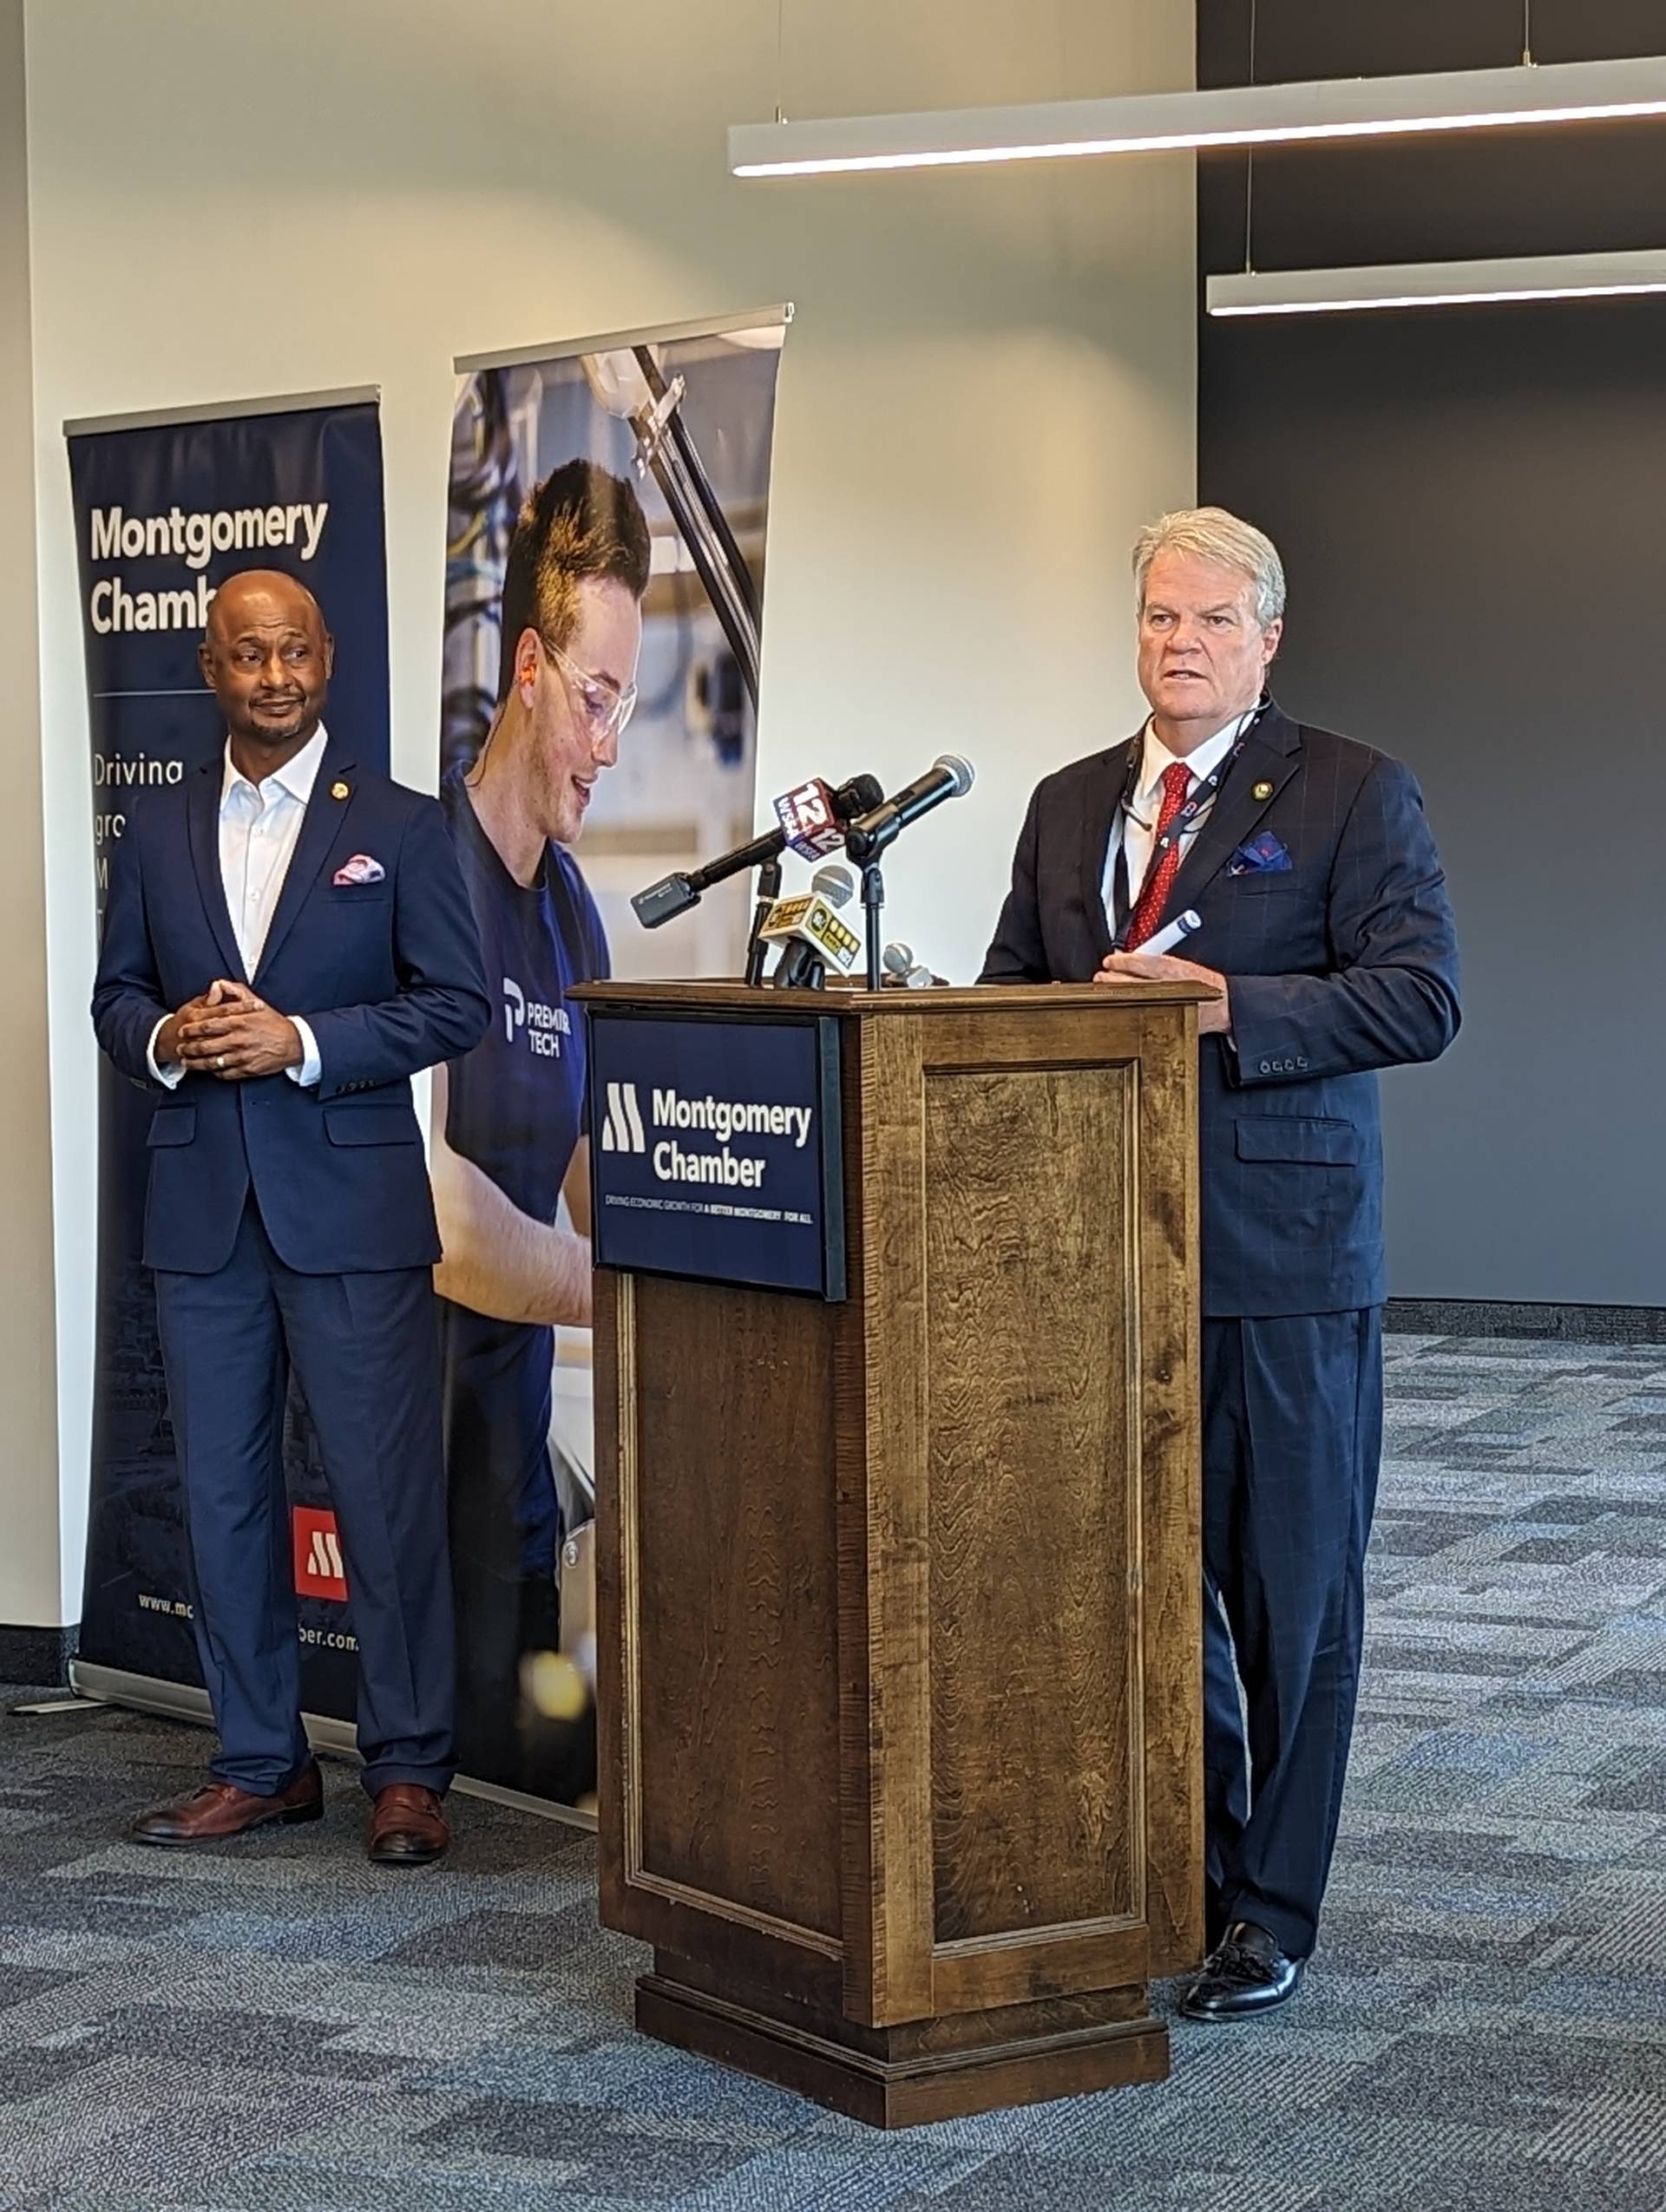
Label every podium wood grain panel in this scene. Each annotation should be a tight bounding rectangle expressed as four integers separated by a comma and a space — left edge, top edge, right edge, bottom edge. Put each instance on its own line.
848, 1010, 937, 2025
628, 1273, 843, 1945
1122, 1008, 1206, 1973
923, 1063, 1139, 1942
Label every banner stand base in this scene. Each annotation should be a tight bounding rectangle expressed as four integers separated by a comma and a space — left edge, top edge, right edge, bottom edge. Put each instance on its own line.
68, 1660, 597, 1834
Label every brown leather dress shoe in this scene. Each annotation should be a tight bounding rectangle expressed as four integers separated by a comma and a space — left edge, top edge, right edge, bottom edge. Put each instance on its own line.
130, 1761, 323, 1847
366, 1783, 449, 1866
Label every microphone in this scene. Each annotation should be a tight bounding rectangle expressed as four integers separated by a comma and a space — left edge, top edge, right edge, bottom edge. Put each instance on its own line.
882, 940, 934, 989
632, 774, 883, 929
759, 864, 862, 990
771, 777, 877, 861
843, 755, 974, 864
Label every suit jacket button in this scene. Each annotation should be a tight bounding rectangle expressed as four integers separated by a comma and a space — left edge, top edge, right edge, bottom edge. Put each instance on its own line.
1296, 1057, 1309, 1070
1259, 1061, 1271, 1076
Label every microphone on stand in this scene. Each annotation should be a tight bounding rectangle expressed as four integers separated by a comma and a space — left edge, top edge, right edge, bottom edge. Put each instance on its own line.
758, 865, 863, 990
881, 941, 936, 990
771, 777, 881, 861
843, 756, 974, 986
843, 755, 974, 865
631, 773, 882, 930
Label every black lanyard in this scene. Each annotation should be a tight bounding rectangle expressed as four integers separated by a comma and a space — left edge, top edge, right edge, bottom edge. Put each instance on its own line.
1109, 698, 1269, 948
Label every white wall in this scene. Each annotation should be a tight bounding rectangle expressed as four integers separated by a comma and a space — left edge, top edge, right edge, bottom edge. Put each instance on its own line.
0, 0, 63, 1630
23, 0, 1197, 1624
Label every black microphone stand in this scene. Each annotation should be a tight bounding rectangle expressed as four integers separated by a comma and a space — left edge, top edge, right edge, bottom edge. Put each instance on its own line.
844, 816, 898, 991
858, 861, 886, 991
744, 855, 783, 987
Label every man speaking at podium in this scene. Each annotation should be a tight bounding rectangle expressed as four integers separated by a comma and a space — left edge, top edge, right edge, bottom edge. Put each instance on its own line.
981, 507, 1460, 2020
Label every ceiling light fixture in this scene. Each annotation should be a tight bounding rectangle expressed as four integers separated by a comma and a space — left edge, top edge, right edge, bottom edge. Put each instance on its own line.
729, 55, 1666, 180
1207, 247, 1666, 317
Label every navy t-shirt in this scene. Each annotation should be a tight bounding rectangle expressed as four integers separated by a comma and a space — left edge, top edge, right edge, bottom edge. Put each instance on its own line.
437, 767, 609, 1584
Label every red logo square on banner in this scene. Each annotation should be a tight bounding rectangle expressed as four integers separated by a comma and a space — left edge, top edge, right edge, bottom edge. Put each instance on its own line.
292, 1507, 349, 1602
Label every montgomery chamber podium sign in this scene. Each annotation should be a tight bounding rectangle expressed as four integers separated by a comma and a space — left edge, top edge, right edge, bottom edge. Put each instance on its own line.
587, 1010, 845, 1299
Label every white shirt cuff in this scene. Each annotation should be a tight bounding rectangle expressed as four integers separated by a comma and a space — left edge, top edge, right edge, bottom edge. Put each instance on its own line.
147, 1016, 186, 1090
287, 1018, 322, 1090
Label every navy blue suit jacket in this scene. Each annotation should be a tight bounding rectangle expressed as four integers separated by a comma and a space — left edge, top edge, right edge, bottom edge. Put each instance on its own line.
92, 736, 492, 1278
980, 704, 1460, 1318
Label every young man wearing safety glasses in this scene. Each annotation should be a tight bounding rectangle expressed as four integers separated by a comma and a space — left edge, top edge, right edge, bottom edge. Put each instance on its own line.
434, 459, 650, 1794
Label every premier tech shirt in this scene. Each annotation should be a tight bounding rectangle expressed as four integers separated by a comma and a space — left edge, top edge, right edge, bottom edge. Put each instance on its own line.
437, 768, 609, 1583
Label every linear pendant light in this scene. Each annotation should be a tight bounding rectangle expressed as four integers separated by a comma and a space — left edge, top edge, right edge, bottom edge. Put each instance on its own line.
729, 54, 1666, 180
1208, 248, 1666, 317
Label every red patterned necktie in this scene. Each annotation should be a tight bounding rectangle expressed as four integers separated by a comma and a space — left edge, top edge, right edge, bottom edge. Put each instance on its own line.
1125, 760, 1194, 950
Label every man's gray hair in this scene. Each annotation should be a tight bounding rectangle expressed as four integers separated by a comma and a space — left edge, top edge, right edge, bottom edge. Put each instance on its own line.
1132, 506, 1286, 630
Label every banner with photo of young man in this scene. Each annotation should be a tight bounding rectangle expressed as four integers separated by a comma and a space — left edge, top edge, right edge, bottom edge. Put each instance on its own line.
438, 311, 787, 1808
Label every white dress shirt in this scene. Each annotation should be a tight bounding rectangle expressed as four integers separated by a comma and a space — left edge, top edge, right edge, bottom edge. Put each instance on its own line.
1101, 709, 1257, 935
148, 726, 327, 1089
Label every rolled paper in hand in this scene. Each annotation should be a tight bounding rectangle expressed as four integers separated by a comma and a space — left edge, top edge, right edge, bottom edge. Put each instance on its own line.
1134, 909, 1202, 959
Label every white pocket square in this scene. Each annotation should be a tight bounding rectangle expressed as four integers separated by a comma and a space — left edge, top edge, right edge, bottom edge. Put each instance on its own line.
332, 854, 385, 887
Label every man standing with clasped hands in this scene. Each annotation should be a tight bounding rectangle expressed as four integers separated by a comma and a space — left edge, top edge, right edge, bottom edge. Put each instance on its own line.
981, 508, 1460, 2019
93, 569, 489, 1865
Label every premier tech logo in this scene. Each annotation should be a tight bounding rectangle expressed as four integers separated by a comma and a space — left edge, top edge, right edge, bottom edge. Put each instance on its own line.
600, 1083, 812, 1189
502, 975, 573, 1056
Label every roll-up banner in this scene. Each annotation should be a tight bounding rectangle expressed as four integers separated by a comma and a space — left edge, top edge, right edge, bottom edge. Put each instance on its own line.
68, 392, 390, 1727
437, 311, 787, 1809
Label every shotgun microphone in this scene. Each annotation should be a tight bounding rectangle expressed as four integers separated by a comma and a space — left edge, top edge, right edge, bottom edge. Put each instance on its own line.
632, 774, 882, 929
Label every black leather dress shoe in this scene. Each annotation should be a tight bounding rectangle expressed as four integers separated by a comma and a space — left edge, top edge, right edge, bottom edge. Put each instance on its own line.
1180, 1920, 1303, 2022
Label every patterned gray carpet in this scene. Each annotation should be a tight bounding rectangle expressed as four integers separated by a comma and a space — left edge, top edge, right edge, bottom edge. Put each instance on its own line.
3, 1331, 1665, 2211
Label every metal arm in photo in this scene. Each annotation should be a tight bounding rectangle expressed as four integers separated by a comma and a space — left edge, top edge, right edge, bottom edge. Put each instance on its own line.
581, 345, 762, 706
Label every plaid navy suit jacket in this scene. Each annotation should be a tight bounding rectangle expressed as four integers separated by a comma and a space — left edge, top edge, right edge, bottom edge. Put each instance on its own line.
980, 704, 1460, 1318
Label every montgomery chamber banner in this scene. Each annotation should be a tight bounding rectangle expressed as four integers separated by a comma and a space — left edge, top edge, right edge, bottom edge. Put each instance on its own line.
437, 312, 787, 1807
69, 392, 390, 1723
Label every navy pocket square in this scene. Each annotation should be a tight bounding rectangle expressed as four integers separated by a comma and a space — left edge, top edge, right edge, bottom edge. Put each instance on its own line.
1228, 831, 1292, 875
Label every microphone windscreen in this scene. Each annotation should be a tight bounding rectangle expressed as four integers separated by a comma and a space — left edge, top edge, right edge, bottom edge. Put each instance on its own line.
810, 863, 856, 909
935, 754, 975, 798
882, 940, 915, 976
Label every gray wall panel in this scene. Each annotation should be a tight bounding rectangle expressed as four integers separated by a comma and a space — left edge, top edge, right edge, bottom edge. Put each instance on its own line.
1198, 2, 1666, 1304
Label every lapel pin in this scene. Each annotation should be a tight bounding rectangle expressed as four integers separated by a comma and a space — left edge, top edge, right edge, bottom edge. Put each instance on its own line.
331, 781, 351, 800
1252, 780, 1274, 802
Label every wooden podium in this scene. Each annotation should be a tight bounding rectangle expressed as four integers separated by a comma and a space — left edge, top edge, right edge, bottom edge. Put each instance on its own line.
582, 980, 1207, 2128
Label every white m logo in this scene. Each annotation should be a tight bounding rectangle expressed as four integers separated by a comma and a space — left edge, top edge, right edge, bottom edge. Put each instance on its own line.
308, 1528, 344, 1581
600, 1081, 647, 1154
